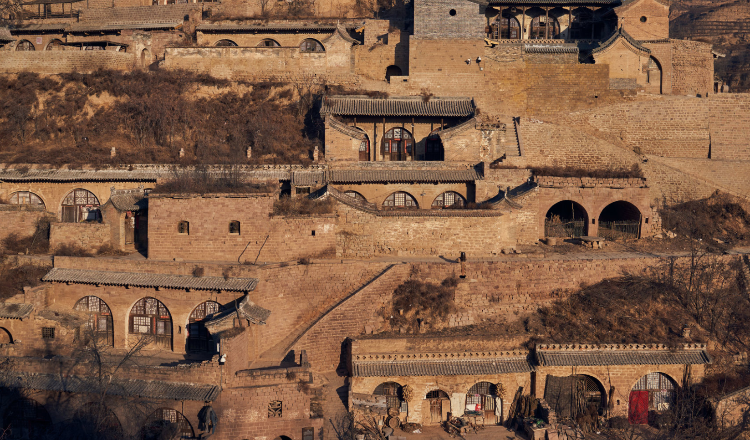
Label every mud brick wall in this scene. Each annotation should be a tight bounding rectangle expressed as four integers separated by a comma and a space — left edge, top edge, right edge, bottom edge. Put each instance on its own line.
709, 94, 750, 161
524, 64, 610, 115
0, 207, 49, 247
523, 51, 578, 64
715, 386, 750, 430
147, 194, 336, 263
671, 39, 714, 97
49, 222, 110, 251
413, 0, 486, 40
618, 0, 670, 40
0, 51, 135, 74
336, 204, 516, 258
355, 30, 410, 80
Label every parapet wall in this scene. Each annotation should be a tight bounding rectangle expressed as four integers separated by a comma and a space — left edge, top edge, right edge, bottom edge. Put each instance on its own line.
0, 51, 135, 74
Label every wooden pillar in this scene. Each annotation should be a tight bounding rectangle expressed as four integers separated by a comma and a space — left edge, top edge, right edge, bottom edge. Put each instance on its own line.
569, 8, 573, 39
545, 7, 549, 39
373, 121, 377, 162
522, 7, 526, 40
382, 117, 386, 161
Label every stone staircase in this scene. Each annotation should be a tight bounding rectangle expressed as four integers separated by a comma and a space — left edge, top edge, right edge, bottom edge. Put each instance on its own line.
494, 117, 522, 163
256, 264, 406, 369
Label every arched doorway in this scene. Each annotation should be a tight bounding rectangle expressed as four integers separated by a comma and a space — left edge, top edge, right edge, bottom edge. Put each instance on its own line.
15, 39, 35, 51
646, 56, 663, 94
187, 301, 223, 353
45, 39, 64, 50
74, 296, 114, 346
467, 382, 501, 424
129, 297, 172, 350
576, 375, 606, 416
61, 188, 100, 222
545, 200, 588, 238
3, 398, 51, 439
629, 372, 677, 425
0, 328, 12, 344
598, 200, 641, 240
274, 437, 293, 440
530, 15, 560, 39
374, 382, 407, 415
355, 128, 370, 161
74, 402, 123, 439
492, 13, 521, 39
141, 408, 194, 440
140, 48, 151, 68
382, 127, 414, 161
385, 65, 402, 82
383, 191, 418, 209
426, 390, 450, 424
425, 129, 444, 161
432, 191, 466, 208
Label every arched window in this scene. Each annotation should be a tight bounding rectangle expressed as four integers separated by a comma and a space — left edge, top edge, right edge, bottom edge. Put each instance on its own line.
467, 382, 501, 424
385, 65, 402, 82
74, 402, 123, 438
187, 301, 223, 353
530, 15, 560, 39
545, 200, 588, 238
382, 127, 414, 161
647, 56, 662, 94
383, 191, 418, 209
3, 398, 51, 439
45, 39, 64, 50
141, 48, 151, 67
629, 372, 677, 424
61, 189, 100, 223
178, 221, 189, 235
16, 40, 35, 51
300, 39, 324, 52
492, 14, 521, 39
425, 129, 444, 161
598, 200, 641, 240
229, 221, 240, 234
215, 39, 238, 47
129, 297, 172, 350
374, 382, 406, 413
432, 191, 466, 208
344, 191, 366, 202
141, 408, 194, 440
258, 39, 280, 47
426, 390, 450, 424
8, 191, 45, 208
74, 296, 114, 346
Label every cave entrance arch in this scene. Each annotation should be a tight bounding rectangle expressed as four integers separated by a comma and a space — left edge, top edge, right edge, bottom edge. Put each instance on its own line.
545, 200, 588, 238
598, 200, 641, 240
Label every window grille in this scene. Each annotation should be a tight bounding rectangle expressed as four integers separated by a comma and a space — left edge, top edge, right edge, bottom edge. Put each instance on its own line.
178, 221, 189, 234
229, 221, 240, 234
268, 400, 283, 418
42, 327, 55, 339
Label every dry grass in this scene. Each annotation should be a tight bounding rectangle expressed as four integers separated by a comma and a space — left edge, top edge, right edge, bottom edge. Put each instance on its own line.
152, 167, 276, 195
0, 262, 48, 300
272, 196, 335, 216
491, 163, 644, 178
660, 191, 750, 245
0, 216, 52, 255
387, 277, 458, 331
53, 244, 94, 258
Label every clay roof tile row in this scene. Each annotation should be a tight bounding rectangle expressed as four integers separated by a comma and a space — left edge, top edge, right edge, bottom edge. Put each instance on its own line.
42, 268, 258, 292
321, 96, 475, 117
352, 357, 534, 377
0, 303, 34, 319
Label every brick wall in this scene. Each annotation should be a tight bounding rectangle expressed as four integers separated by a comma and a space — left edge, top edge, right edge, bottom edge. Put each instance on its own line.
618, 0, 670, 40
49, 222, 111, 251
671, 39, 714, 97
413, 0, 486, 40
0, 51, 135, 74
148, 194, 337, 263
708, 94, 750, 161
0, 206, 49, 247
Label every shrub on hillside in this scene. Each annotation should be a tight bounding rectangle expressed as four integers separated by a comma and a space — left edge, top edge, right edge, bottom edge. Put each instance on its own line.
272, 196, 334, 216
387, 277, 458, 330
153, 167, 276, 194
0, 262, 48, 300
53, 244, 94, 258
660, 192, 750, 244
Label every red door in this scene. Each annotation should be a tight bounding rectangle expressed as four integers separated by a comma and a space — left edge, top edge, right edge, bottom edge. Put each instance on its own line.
628, 391, 649, 424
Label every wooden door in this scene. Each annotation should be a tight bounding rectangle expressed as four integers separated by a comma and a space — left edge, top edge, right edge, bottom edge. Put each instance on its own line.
390, 140, 402, 161
359, 139, 369, 161
125, 212, 135, 245
430, 399, 442, 424
62, 206, 77, 223
483, 395, 496, 424
628, 391, 648, 425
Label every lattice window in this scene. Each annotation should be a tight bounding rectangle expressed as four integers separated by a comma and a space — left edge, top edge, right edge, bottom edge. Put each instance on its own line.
344, 191, 366, 202
178, 221, 189, 235
61, 189, 100, 223
258, 39, 280, 47
432, 191, 466, 208
9, 191, 44, 207
383, 192, 418, 208
41, 327, 55, 339
268, 400, 283, 418
300, 39, 324, 52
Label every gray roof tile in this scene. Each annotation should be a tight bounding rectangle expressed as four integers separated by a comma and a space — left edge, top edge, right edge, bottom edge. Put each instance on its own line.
197, 22, 361, 32
536, 343, 711, 366
352, 357, 534, 377
0, 303, 33, 319
0, 371, 220, 401
204, 294, 270, 332
321, 96, 475, 117
328, 169, 482, 183
43, 268, 258, 292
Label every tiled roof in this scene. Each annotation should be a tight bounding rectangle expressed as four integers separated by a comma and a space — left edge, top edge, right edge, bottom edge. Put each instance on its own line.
321, 96, 475, 117
328, 169, 482, 183
11, 23, 68, 32
592, 27, 650, 55
108, 188, 146, 211
43, 268, 258, 292
292, 171, 326, 186
197, 22, 361, 32
536, 343, 712, 366
0, 303, 33, 320
68, 22, 183, 32
204, 294, 270, 332
0, 168, 164, 182
352, 356, 534, 377
24, 0, 82, 4
0, 371, 220, 401
327, 116, 368, 140
484, 0, 618, 4
0, 27, 14, 42
322, 25, 359, 45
